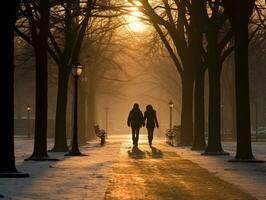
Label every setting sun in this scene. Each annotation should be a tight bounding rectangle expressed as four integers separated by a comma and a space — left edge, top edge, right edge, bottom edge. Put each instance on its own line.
126, 10, 147, 33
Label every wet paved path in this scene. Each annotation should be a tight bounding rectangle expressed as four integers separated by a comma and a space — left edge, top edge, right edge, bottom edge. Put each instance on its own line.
105, 136, 256, 200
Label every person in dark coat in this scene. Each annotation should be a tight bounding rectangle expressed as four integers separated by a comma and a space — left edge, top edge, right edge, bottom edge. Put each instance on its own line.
143, 104, 159, 147
127, 103, 144, 146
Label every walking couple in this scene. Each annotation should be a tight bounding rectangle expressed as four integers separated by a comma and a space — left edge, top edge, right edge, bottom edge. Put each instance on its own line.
127, 103, 159, 147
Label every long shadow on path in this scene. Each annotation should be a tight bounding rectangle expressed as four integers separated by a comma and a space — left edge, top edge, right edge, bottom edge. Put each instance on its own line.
128, 146, 163, 160
128, 146, 146, 159
146, 146, 163, 159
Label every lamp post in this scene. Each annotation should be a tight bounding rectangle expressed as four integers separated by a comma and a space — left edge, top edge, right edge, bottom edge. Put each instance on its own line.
169, 100, 174, 130
26, 105, 31, 138
105, 107, 109, 139
65, 62, 86, 156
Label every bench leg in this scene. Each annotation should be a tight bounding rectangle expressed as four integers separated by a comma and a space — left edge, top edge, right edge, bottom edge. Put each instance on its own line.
100, 137, 105, 146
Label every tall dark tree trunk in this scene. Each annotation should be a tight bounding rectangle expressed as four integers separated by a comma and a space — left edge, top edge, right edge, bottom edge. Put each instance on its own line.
190, 0, 206, 150
50, 66, 70, 152
0, 1, 18, 173
203, 29, 228, 155
224, 0, 258, 161
0, 0, 28, 177
192, 68, 206, 150
179, 73, 194, 146
234, 2, 253, 160
204, 64, 226, 153
50, 0, 91, 150
26, 0, 58, 160
30, 46, 48, 158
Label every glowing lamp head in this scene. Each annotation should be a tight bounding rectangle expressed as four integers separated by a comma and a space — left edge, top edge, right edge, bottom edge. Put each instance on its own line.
72, 62, 83, 77
26, 105, 31, 111
169, 100, 174, 108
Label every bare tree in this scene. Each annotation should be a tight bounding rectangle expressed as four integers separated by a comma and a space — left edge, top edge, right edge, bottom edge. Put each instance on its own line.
0, 0, 29, 177
224, 0, 259, 161
135, 0, 196, 145
16, 0, 59, 160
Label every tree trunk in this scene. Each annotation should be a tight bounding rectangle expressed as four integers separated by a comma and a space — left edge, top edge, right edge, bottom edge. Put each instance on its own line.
27, 0, 51, 159
223, 0, 255, 160
192, 68, 206, 150
51, 66, 70, 152
179, 73, 194, 146
202, 27, 228, 155
30, 47, 48, 158
234, 7, 253, 159
190, 0, 206, 149
0, 1, 18, 173
205, 64, 225, 153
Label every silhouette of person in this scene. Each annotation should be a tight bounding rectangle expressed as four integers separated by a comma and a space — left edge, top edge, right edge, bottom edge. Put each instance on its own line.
143, 104, 159, 147
127, 103, 144, 147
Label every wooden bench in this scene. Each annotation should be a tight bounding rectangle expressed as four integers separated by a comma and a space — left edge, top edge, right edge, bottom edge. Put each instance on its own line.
94, 125, 106, 146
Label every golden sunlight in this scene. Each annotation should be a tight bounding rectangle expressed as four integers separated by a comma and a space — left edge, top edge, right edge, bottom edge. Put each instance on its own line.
126, 10, 147, 33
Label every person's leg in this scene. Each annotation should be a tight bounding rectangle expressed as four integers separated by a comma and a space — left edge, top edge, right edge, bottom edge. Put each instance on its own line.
148, 128, 154, 146
147, 128, 151, 145
135, 128, 140, 146
150, 128, 154, 146
131, 127, 136, 145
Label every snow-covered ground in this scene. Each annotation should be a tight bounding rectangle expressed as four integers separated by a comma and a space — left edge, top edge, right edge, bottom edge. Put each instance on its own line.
0, 135, 265, 199
0, 135, 124, 200
172, 142, 266, 200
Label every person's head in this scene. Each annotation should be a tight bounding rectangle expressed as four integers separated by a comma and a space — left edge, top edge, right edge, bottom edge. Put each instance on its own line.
146, 104, 153, 111
133, 103, 139, 110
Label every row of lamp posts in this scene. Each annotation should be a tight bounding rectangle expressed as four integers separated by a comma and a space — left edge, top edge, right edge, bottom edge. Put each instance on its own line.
23, 64, 231, 153
24, 64, 230, 153
25, 82, 227, 151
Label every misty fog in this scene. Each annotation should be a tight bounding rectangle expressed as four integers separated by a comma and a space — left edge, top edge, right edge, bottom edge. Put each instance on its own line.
13, 13, 266, 140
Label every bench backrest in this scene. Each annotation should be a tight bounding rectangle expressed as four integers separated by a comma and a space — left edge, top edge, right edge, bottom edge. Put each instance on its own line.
94, 125, 100, 132
94, 125, 105, 137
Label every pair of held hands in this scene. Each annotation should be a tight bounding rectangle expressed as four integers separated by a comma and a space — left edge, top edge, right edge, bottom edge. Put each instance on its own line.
127, 123, 159, 128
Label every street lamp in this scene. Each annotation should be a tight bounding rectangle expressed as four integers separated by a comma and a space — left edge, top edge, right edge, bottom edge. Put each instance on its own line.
26, 105, 31, 138
105, 107, 109, 139
169, 100, 174, 130
65, 62, 86, 156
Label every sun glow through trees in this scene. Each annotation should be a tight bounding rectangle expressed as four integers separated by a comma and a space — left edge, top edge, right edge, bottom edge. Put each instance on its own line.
126, 6, 147, 33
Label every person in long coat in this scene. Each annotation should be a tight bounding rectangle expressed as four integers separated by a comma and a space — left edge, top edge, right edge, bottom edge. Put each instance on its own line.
143, 104, 159, 147
127, 104, 144, 147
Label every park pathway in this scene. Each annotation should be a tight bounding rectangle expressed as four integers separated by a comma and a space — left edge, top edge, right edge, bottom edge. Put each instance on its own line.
104, 135, 256, 200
